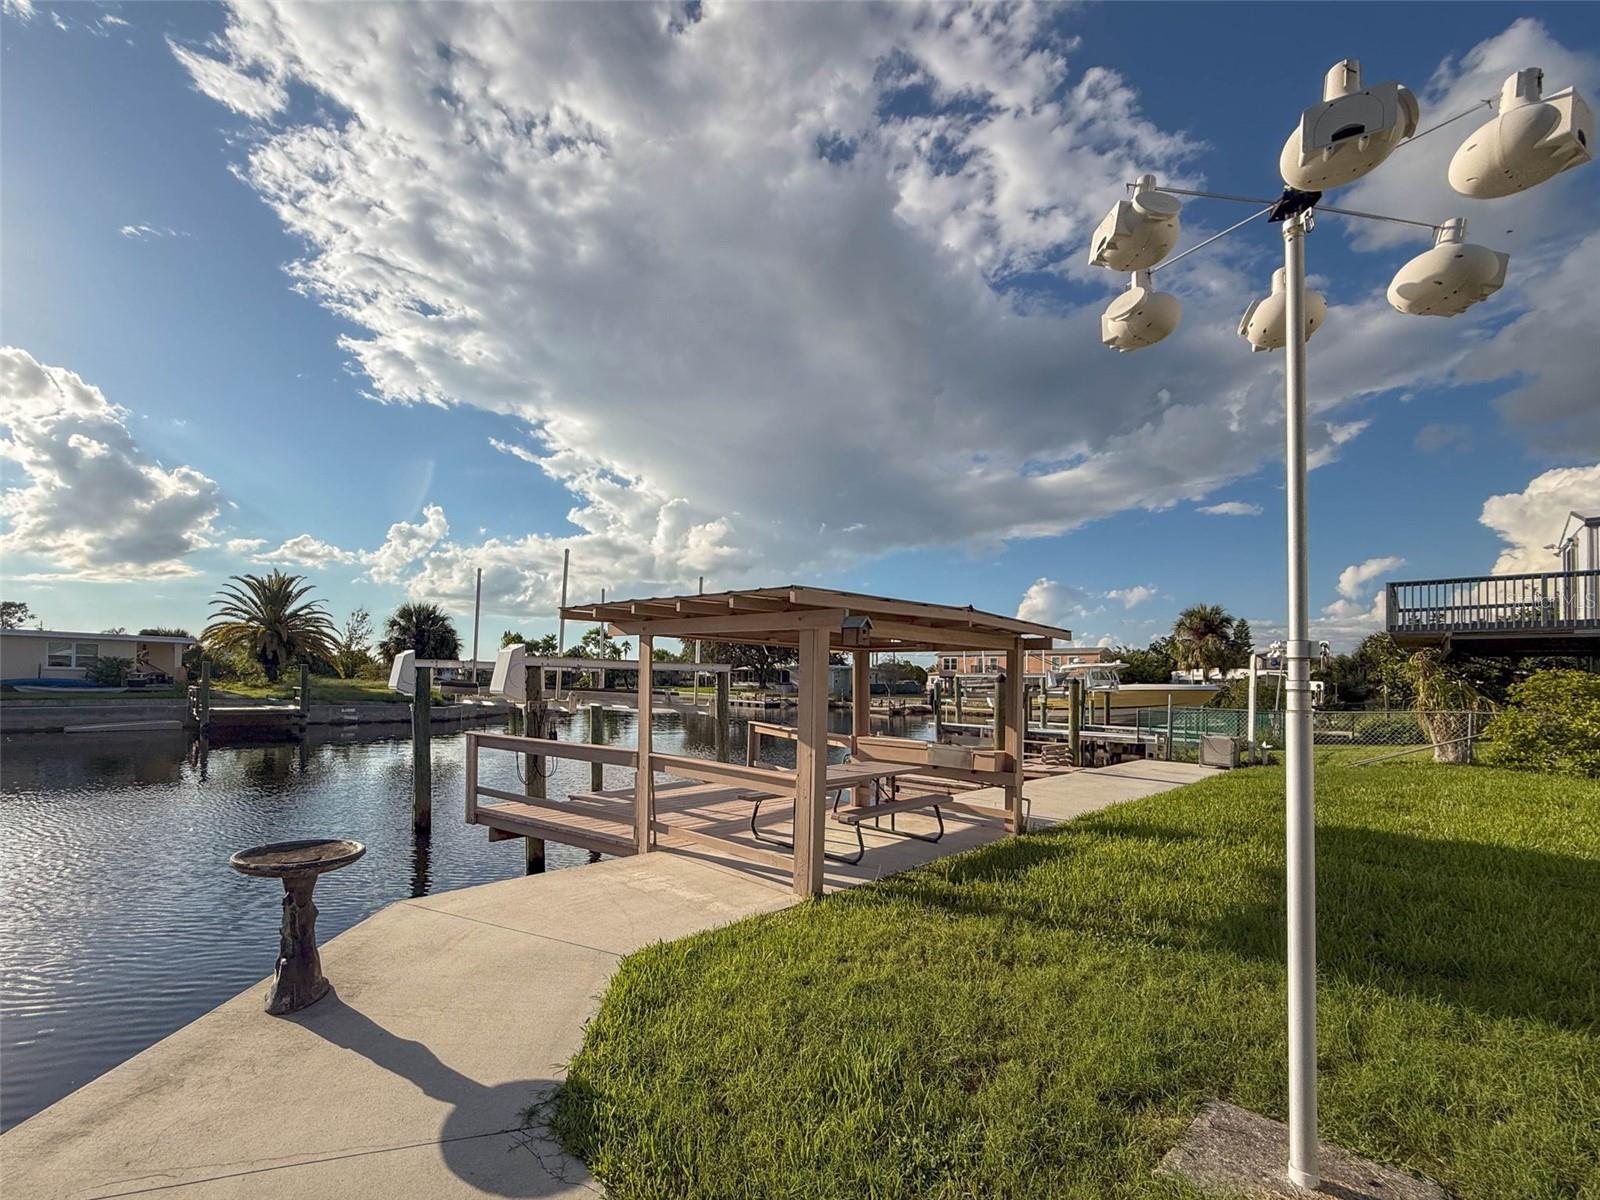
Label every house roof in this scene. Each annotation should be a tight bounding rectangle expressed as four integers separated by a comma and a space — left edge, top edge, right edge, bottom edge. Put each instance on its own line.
0, 629, 198, 645
562, 585, 1072, 653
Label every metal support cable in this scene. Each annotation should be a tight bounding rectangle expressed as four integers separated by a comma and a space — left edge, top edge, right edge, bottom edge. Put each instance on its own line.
1149, 206, 1273, 273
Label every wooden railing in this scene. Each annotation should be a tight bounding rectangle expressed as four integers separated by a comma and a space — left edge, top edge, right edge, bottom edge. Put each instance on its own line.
1386, 570, 1600, 635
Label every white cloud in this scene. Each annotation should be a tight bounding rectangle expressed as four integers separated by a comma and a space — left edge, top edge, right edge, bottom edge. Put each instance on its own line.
167, 9, 1594, 595
1017, 577, 1092, 631
2, 0, 36, 21
1337, 556, 1407, 601
225, 536, 267, 554
1334, 20, 1600, 455
254, 533, 360, 567
1480, 464, 1600, 574
119, 224, 187, 241
1197, 501, 1261, 517
0, 347, 222, 579
1106, 584, 1156, 608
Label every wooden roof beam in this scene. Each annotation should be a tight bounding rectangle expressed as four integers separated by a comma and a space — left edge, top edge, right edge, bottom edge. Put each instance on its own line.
609, 607, 848, 640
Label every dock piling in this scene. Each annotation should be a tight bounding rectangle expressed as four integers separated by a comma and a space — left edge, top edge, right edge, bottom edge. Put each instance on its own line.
991, 671, 1006, 751
588, 703, 604, 792
412, 666, 432, 833
523, 663, 547, 873
714, 671, 730, 762
1068, 677, 1082, 767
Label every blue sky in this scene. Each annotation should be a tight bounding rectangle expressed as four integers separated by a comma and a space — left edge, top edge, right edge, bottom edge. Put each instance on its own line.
2, 1, 1597, 652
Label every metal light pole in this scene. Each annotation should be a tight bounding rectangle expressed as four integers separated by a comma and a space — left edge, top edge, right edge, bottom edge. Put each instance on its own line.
1280, 210, 1319, 1190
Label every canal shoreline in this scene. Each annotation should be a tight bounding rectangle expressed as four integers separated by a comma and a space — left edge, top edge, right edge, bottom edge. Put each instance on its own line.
0, 698, 512, 735
0, 762, 1214, 1198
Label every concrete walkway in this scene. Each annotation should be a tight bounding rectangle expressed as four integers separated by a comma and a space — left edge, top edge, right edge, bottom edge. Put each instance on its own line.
1, 761, 1214, 1199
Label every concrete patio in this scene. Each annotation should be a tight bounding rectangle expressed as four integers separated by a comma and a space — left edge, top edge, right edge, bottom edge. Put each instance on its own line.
0, 760, 1214, 1199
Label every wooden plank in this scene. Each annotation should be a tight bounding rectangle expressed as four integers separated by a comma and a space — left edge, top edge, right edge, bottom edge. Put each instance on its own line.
465, 731, 479, 823
475, 805, 637, 857
832, 791, 949, 825
783, 587, 1072, 642
636, 632, 654, 852
654, 825, 794, 871
864, 619, 1014, 650
648, 751, 797, 792
792, 626, 829, 898
607, 607, 847, 639
472, 733, 637, 766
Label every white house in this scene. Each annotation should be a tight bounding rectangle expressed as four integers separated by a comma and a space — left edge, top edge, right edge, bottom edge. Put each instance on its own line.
0, 629, 195, 684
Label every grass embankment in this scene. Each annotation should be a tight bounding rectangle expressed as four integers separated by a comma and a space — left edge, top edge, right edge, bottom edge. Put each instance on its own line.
0, 678, 413, 704
555, 759, 1599, 1199
211, 677, 413, 703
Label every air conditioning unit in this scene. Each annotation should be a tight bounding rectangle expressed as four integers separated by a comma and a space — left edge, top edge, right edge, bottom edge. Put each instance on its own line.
1199, 734, 1243, 769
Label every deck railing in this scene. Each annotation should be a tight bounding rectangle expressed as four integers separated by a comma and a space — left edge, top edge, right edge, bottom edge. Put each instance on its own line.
1386, 569, 1600, 636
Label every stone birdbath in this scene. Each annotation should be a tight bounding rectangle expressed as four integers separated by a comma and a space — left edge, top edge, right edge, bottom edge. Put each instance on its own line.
229, 838, 366, 1016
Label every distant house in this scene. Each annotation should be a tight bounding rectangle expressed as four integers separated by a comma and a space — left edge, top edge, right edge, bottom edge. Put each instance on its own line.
931, 645, 1115, 677
0, 629, 196, 684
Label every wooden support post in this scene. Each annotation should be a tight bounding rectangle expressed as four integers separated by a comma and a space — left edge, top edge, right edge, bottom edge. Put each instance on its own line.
589, 704, 604, 792
851, 649, 871, 807
1166, 696, 1175, 762
1004, 641, 1025, 833
297, 663, 311, 716
197, 660, 212, 732
954, 676, 964, 724
1068, 677, 1082, 768
635, 634, 655, 852
523, 663, 546, 873
991, 671, 1006, 751
793, 627, 829, 898
746, 720, 759, 767
1038, 683, 1048, 728
931, 679, 944, 741
714, 670, 730, 762
412, 666, 432, 833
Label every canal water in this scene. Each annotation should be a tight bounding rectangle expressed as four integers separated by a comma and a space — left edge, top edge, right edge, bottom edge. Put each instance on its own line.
0, 708, 931, 1131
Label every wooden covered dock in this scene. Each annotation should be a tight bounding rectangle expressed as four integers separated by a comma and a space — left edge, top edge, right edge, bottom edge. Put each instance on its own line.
466, 586, 1073, 897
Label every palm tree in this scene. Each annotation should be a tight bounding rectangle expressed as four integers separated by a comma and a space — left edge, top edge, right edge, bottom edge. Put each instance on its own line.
1170, 604, 1236, 680
380, 602, 462, 662
203, 571, 337, 682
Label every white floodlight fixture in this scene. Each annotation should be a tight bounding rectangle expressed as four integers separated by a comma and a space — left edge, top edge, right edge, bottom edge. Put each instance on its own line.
1387, 217, 1508, 317
1087, 174, 1182, 271
1101, 270, 1181, 352
1449, 68, 1593, 198
1280, 59, 1418, 190
1238, 267, 1327, 352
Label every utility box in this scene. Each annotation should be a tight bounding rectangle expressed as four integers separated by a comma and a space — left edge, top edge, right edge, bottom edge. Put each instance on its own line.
1199, 734, 1243, 769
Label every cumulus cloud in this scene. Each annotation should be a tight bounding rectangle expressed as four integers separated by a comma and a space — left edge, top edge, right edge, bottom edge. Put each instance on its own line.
0, 347, 222, 578
165, 8, 1594, 595
255, 533, 360, 567
1016, 577, 1096, 632
1336, 556, 1407, 601
1197, 501, 1261, 517
225, 536, 266, 554
159, 5, 1374, 590
1480, 464, 1600, 574
2, 0, 36, 21
1106, 584, 1156, 608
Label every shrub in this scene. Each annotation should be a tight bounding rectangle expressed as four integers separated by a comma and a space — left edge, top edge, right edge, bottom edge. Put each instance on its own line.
86, 656, 132, 686
1482, 669, 1600, 778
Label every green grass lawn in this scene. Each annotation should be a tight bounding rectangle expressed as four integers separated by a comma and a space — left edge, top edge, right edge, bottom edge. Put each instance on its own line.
211, 677, 413, 703
554, 759, 1599, 1199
